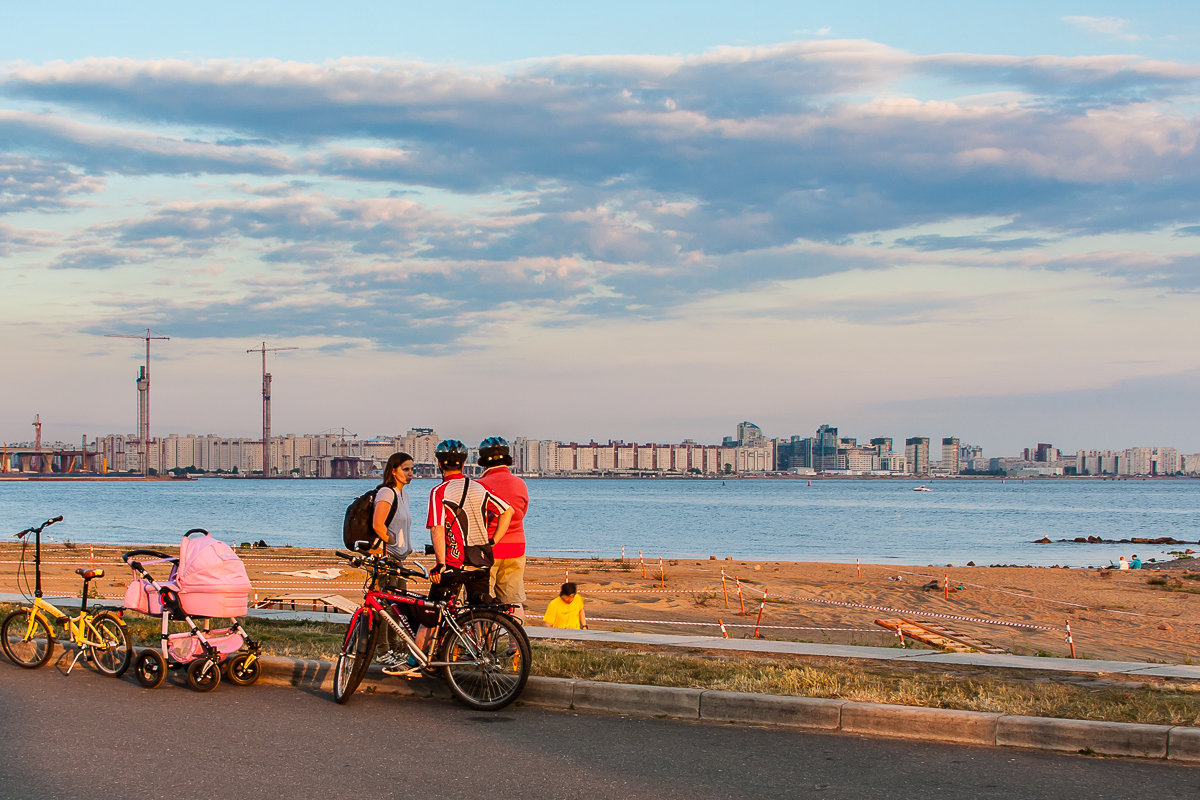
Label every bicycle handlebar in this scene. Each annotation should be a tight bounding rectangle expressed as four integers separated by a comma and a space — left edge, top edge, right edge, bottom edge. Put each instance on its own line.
335, 549, 431, 580
14, 515, 63, 539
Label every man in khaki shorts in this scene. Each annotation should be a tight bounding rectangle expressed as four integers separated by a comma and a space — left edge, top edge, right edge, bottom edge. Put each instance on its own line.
477, 436, 529, 623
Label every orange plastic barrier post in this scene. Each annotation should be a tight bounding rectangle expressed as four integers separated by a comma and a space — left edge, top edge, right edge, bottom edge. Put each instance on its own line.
721, 570, 729, 607
753, 589, 768, 638
658, 558, 665, 589
856, 558, 861, 578
944, 573, 949, 600
640, 551, 646, 579
565, 567, 570, 583
718, 619, 729, 639
90, 545, 95, 568
736, 579, 745, 615
1066, 619, 1076, 659
621, 545, 625, 562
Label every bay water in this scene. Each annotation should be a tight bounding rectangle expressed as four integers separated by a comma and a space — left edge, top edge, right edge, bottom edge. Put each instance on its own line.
1, 477, 1196, 568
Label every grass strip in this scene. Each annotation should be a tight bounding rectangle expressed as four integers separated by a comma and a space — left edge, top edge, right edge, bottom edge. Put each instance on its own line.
4, 603, 1197, 727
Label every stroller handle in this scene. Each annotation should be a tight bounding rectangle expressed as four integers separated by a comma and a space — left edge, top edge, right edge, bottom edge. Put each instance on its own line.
123, 548, 175, 572
184, 528, 211, 538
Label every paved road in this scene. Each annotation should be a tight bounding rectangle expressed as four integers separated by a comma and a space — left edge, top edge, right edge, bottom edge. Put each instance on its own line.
1, 659, 1196, 800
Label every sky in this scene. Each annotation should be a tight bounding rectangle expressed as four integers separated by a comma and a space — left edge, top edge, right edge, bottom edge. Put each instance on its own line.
2, 1, 1199, 456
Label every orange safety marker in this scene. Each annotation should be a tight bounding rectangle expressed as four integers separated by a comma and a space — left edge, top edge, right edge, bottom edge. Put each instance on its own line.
752, 589, 768, 638
1066, 619, 1076, 659
857, 558, 861, 578
721, 570, 729, 607
621, 545, 625, 562
565, 567, 570, 583
658, 558, 665, 589
896, 627, 905, 647
736, 578, 745, 615
944, 573, 949, 600
718, 619, 729, 639
640, 551, 646, 579
90, 545, 95, 568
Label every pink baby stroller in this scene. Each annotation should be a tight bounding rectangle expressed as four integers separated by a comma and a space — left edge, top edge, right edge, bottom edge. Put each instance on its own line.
122, 529, 261, 691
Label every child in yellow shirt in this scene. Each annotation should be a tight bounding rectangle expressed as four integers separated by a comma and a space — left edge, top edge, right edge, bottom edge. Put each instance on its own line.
543, 582, 588, 629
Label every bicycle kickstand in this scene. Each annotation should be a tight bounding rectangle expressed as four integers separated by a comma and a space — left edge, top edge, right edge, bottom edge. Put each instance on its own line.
66, 647, 87, 675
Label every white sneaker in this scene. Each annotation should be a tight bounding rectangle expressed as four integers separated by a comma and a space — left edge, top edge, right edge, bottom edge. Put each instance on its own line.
377, 650, 401, 666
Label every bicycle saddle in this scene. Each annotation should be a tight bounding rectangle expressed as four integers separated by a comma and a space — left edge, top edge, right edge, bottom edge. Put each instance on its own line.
75, 568, 104, 580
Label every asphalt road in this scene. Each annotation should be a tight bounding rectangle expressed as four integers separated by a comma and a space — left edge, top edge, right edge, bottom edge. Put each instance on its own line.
1, 658, 1197, 800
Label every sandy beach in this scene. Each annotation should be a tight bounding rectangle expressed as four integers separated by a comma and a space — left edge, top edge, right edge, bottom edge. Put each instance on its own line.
3, 542, 1198, 664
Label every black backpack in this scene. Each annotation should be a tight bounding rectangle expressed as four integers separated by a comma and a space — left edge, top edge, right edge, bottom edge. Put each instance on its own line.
343, 485, 398, 550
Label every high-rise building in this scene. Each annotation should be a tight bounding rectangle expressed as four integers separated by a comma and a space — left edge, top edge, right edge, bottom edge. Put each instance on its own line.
813, 425, 839, 471
941, 437, 960, 475
869, 437, 893, 456
736, 421, 763, 445
905, 437, 930, 475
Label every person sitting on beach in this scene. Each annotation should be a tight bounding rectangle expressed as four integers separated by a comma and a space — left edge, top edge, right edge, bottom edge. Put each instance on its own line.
1131, 554, 1142, 569
543, 582, 588, 630
1119, 556, 1130, 570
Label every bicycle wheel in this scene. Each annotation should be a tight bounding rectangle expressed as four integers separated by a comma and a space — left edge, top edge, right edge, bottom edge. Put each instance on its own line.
333, 611, 377, 704
84, 612, 132, 677
226, 652, 261, 686
1, 608, 55, 669
186, 657, 221, 692
134, 649, 166, 689
439, 609, 530, 711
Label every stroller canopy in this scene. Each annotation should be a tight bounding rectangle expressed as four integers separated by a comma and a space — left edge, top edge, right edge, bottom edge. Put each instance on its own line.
176, 531, 252, 617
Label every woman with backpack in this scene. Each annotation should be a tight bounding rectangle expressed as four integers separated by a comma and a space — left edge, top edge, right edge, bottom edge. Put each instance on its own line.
373, 451, 414, 667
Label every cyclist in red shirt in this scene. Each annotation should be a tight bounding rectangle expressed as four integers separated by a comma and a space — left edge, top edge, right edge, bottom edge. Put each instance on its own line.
477, 436, 529, 623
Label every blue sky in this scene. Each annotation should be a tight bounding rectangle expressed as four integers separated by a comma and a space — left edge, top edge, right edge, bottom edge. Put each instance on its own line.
2, 2, 1199, 455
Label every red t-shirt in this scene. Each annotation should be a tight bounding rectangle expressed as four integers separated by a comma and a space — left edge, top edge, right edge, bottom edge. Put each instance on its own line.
478, 466, 528, 560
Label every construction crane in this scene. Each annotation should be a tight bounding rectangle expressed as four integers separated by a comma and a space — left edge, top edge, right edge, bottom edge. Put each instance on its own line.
247, 342, 299, 477
106, 329, 169, 475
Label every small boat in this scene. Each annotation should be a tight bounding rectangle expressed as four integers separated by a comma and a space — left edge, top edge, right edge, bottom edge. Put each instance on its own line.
913, 485, 932, 492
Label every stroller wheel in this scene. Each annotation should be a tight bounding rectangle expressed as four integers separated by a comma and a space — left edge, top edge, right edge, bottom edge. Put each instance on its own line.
134, 650, 166, 689
186, 658, 221, 692
226, 653, 261, 686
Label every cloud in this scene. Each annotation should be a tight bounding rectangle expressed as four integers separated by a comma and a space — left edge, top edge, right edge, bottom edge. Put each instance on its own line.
0, 156, 103, 214
0, 110, 294, 176
895, 234, 1049, 252
1063, 16, 1141, 41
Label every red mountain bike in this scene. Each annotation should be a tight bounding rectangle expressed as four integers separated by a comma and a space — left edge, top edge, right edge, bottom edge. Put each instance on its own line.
332, 550, 530, 711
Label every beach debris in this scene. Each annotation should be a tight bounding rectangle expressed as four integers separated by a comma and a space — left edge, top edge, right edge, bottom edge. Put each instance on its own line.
264, 568, 344, 580
875, 618, 1008, 654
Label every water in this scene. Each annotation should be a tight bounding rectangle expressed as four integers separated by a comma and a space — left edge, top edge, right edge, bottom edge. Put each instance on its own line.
0, 477, 1196, 567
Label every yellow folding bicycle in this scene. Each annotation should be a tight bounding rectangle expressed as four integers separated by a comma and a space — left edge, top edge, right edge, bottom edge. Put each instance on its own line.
1, 516, 132, 676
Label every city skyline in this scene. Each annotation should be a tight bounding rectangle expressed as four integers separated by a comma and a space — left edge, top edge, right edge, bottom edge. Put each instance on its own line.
3, 4, 1199, 455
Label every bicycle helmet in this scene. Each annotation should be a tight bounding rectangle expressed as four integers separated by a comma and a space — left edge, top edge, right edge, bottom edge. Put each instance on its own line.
477, 436, 512, 467
435, 439, 468, 469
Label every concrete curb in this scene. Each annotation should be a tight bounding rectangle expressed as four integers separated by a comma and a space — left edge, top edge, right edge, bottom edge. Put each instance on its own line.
253, 656, 1200, 763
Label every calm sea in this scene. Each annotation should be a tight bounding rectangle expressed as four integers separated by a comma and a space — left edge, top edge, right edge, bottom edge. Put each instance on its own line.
0, 477, 1196, 568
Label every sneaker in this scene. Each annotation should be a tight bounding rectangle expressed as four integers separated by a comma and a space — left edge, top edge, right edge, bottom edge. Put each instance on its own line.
382, 662, 415, 676
377, 650, 401, 666
405, 654, 420, 668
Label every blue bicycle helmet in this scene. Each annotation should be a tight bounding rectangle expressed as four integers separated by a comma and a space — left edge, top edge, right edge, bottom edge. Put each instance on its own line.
478, 436, 512, 467
435, 439, 468, 468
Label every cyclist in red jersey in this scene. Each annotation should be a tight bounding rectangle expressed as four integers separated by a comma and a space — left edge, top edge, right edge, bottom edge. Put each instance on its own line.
477, 436, 529, 623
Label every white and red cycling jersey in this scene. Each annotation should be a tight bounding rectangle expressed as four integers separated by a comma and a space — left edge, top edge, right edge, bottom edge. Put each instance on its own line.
426, 475, 511, 569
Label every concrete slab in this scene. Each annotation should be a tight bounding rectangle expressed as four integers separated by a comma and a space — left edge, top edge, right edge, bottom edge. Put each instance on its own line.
520, 676, 577, 709
841, 702, 1000, 746
571, 679, 701, 719
700, 691, 843, 730
996, 716, 1169, 759
1168, 726, 1200, 763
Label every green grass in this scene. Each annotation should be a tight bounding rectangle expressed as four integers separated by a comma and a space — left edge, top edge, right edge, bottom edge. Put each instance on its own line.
3, 602, 1197, 726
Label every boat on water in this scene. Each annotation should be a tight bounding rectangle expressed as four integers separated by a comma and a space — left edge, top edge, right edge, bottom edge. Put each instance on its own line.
913, 485, 932, 492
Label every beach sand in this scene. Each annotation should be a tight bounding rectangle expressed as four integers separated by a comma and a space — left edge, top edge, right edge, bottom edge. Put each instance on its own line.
3, 543, 1197, 664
